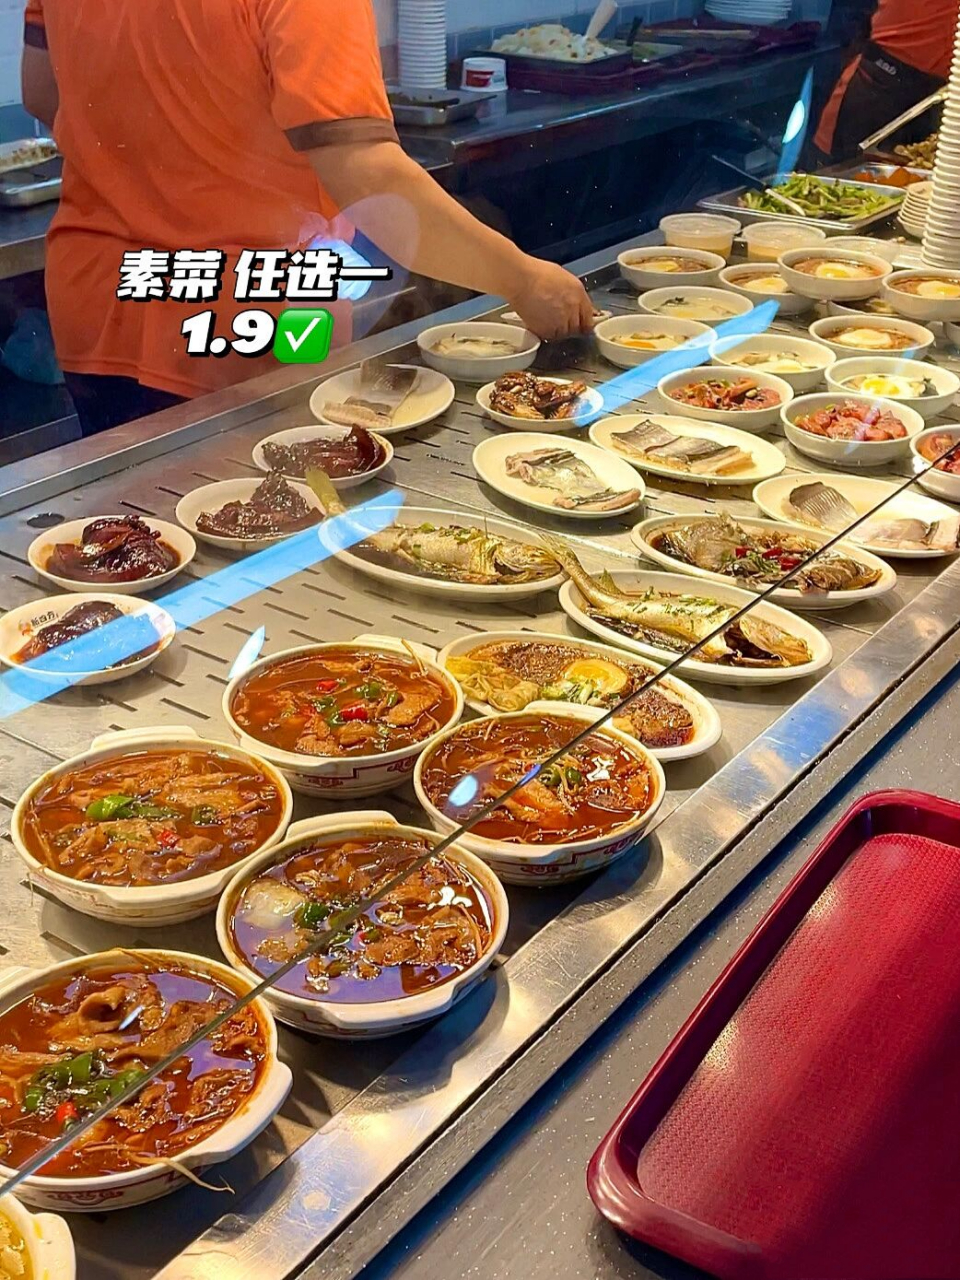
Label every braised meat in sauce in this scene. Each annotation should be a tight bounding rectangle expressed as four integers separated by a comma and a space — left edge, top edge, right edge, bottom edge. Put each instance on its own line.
45, 517, 179, 584
13, 601, 162, 672
196, 473, 319, 540
261, 427, 385, 480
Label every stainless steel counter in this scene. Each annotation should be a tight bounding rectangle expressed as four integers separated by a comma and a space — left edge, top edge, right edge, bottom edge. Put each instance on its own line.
0, 231, 957, 1280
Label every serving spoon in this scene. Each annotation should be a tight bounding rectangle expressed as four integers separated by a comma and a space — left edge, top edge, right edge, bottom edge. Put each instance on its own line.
710, 154, 808, 218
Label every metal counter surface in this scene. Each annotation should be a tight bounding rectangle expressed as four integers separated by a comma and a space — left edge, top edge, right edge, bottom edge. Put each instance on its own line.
354, 659, 960, 1280
0, 236, 956, 1280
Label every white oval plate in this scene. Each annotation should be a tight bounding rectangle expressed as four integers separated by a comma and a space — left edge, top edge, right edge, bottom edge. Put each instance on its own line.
28, 517, 195, 596
631, 514, 896, 610
476, 379, 604, 431
753, 472, 960, 558
558, 568, 832, 685
436, 629, 721, 763
308, 365, 455, 434
176, 479, 325, 552
251, 424, 393, 489
588, 413, 786, 486
472, 431, 644, 520
324, 505, 566, 602
0, 592, 176, 685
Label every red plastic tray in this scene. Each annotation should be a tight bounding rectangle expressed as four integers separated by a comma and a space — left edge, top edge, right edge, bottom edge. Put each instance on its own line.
588, 790, 960, 1280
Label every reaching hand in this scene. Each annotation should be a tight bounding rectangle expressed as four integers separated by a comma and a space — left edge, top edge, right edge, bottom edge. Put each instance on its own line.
506, 258, 596, 340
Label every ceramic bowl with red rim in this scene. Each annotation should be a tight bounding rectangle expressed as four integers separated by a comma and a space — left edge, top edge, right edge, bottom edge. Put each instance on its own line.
657, 365, 793, 432
216, 811, 509, 1039
881, 268, 960, 322
0, 949, 291, 1212
782, 392, 924, 467
778, 248, 892, 301
10, 725, 294, 926
413, 704, 666, 885
221, 634, 464, 798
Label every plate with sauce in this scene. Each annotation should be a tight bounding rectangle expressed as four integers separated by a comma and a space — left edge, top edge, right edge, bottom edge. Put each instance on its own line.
28, 515, 195, 595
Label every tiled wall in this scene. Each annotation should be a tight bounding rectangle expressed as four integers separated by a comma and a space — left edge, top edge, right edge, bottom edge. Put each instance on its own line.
0, 0, 25, 108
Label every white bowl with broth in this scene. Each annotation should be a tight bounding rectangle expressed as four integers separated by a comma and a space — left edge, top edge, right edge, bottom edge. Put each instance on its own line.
881, 269, 960, 322
618, 246, 725, 290
417, 322, 540, 382
708, 333, 835, 393
718, 264, 815, 317
826, 357, 959, 420
808, 315, 935, 361
778, 248, 891, 301
638, 286, 753, 324
593, 315, 714, 368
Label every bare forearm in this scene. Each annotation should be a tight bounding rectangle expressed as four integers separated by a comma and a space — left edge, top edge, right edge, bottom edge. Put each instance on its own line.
21, 46, 58, 129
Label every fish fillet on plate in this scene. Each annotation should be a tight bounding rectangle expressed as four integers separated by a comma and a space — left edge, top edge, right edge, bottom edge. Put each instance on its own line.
589, 414, 786, 486
309, 363, 455, 434
473, 432, 644, 520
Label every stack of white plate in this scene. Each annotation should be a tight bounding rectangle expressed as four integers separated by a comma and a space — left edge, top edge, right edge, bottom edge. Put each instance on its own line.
923, 31, 960, 267
398, 0, 448, 91
899, 181, 933, 239
705, 0, 791, 24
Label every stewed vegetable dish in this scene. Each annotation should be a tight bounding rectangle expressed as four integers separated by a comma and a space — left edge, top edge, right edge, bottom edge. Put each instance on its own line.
21, 749, 285, 886
231, 834, 494, 1002
0, 957, 266, 1177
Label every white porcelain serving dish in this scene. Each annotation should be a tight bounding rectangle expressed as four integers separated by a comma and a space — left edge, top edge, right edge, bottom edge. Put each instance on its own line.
808, 315, 935, 361
416, 322, 540, 382
476, 377, 604, 430
28, 517, 195, 596
657, 364, 793, 432
778, 247, 891, 301
825, 356, 959, 420
175, 478, 325, 552
707, 332, 835, 393
717, 263, 815, 317
881, 268, 960, 322
251, 423, 393, 489
593, 315, 714, 368
0, 1192, 74, 1278
618, 246, 725, 290
639, 286, 753, 323
588, 413, 786, 486
309, 364, 456, 431
782, 392, 924, 467
911, 426, 960, 502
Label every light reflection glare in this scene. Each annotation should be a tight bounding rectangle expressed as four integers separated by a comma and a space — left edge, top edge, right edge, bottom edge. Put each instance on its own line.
228, 625, 266, 680
447, 775, 479, 808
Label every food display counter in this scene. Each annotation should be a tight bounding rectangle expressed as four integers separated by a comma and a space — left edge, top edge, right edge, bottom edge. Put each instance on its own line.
0, 224, 958, 1280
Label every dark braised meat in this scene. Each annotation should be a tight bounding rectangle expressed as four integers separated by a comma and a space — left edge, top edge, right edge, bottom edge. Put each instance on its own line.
196, 472, 320, 539
489, 371, 588, 420
261, 426, 385, 480
46, 517, 179, 584
13, 600, 162, 670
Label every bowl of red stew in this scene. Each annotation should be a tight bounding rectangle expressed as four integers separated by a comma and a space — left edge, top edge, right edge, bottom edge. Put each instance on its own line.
11, 726, 293, 925
657, 365, 793, 432
223, 637, 464, 798
28, 516, 196, 595
217, 811, 509, 1038
413, 706, 666, 884
0, 949, 290, 1211
0, 593, 176, 686
782, 392, 924, 467
912, 426, 960, 501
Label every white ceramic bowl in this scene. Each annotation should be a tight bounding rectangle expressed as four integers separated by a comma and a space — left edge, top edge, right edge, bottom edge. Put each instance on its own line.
309, 364, 455, 432
881, 269, 960, 322
413, 705, 666, 885
217, 811, 509, 1038
778, 248, 892, 301
826, 297, 902, 319
417, 322, 540, 382
10, 725, 293, 925
828, 236, 902, 265
707, 333, 835, 393
28, 517, 196, 596
631, 513, 896, 611
593, 315, 714, 368
251, 424, 393, 489
500, 308, 613, 327
826, 357, 959, 420
639, 286, 753, 324
222, 634, 463, 798
717, 264, 815, 317
911, 426, 960, 502
808, 315, 936, 361
588, 412, 786, 486
0, 593, 175, 686
782, 392, 924, 467
0, 1193, 74, 1278
658, 364, 793, 432
945, 321, 960, 349
175, 478, 325, 553
476, 378, 604, 430
436, 629, 721, 763
0, 950, 291, 1212
618, 246, 725, 290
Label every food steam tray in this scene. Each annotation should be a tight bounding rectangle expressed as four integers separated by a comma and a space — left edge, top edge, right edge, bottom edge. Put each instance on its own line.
588, 789, 960, 1280
700, 173, 904, 232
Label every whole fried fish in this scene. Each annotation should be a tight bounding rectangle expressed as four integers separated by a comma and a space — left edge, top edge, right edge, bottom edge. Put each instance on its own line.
505, 448, 641, 512
543, 534, 812, 668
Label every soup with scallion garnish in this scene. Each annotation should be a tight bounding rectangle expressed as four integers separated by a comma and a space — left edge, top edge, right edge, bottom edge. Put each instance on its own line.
0, 957, 266, 1178
230, 834, 494, 1002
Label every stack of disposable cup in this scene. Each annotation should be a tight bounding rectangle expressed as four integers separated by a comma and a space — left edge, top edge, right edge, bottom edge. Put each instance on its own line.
922, 17, 960, 267
398, 0, 448, 91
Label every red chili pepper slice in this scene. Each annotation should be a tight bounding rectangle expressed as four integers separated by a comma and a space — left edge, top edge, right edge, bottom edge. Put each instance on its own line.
158, 829, 179, 848
735, 546, 749, 558
763, 547, 784, 559
56, 1100, 79, 1127
341, 704, 370, 722
315, 679, 338, 693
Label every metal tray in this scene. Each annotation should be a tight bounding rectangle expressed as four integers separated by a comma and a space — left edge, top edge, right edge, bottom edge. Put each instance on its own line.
388, 87, 493, 127
0, 167, 61, 207
474, 42, 634, 78
700, 173, 905, 232
588, 788, 960, 1280
0, 136, 58, 177
839, 161, 931, 185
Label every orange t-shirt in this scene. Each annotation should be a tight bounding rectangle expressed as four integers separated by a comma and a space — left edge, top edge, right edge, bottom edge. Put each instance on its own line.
23, 0, 398, 398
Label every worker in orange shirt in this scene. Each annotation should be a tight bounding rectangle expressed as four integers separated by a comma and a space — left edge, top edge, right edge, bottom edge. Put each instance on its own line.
814, 0, 960, 161
20, 0, 594, 436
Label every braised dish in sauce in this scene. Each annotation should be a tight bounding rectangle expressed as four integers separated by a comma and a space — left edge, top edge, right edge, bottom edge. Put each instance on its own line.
793, 400, 907, 442
230, 648, 457, 758
0, 956, 266, 1178
21, 749, 285, 886
446, 640, 696, 750
668, 378, 782, 412
45, 517, 179, 585
261, 427, 385, 480
420, 713, 656, 845
918, 431, 960, 474
12, 600, 163, 671
231, 835, 494, 1001
196, 473, 320, 540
